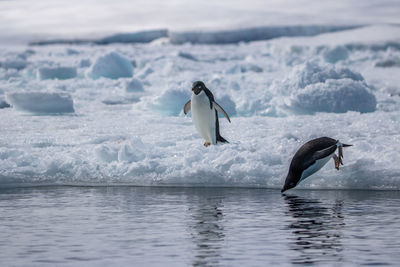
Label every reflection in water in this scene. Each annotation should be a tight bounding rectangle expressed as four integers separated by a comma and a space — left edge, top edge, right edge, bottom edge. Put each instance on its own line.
188, 195, 225, 267
284, 194, 345, 265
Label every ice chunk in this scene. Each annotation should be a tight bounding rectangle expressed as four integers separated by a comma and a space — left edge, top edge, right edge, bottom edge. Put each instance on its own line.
264, 62, 377, 115
88, 51, 133, 79
94, 145, 119, 163
0, 99, 10, 109
118, 139, 146, 163
270, 61, 365, 97
95, 138, 146, 163
6, 92, 74, 114
66, 48, 79, 55
177, 51, 198, 61
322, 46, 349, 63
288, 62, 364, 90
125, 78, 144, 92
136, 66, 154, 79
289, 79, 377, 114
375, 58, 400, 68
38, 66, 77, 80
0, 59, 28, 70
148, 88, 190, 116
79, 59, 91, 68
226, 63, 263, 74
216, 95, 237, 117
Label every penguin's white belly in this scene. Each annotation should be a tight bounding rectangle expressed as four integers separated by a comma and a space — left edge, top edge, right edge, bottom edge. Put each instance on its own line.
191, 92, 216, 144
300, 152, 334, 182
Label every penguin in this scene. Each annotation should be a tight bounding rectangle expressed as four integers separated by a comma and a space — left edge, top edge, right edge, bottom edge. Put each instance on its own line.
183, 81, 231, 147
281, 137, 352, 193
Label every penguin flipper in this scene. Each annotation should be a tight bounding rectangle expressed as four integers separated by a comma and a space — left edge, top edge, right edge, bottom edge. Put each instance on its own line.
183, 100, 191, 115
300, 144, 338, 170
312, 144, 338, 162
213, 101, 231, 123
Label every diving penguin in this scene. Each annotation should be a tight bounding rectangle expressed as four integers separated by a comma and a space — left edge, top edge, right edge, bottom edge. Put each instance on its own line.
183, 81, 231, 147
281, 137, 352, 193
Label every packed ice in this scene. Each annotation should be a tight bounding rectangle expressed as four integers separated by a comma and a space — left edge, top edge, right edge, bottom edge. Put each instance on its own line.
1, 24, 400, 189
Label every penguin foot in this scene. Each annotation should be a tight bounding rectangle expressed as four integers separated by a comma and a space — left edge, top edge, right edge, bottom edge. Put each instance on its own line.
204, 142, 211, 147
333, 154, 341, 170
338, 145, 344, 160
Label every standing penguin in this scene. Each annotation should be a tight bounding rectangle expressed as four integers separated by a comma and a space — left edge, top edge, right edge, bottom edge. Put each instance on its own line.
183, 81, 231, 147
281, 137, 352, 193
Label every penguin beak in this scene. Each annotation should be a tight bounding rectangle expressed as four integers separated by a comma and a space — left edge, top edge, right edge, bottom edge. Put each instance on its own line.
192, 86, 201, 95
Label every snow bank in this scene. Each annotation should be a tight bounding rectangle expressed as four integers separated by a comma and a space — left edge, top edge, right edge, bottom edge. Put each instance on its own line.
88, 52, 133, 79
38, 66, 77, 80
169, 25, 359, 44
1, 112, 400, 189
6, 92, 74, 114
26, 25, 362, 46
96, 29, 168, 44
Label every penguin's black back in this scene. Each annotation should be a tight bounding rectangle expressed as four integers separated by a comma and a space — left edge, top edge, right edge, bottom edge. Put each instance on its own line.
202, 85, 228, 143
203, 87, 214, 109
290, 137, 337, 172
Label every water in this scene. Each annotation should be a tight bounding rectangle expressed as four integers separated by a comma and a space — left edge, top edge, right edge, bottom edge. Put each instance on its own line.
1, 186, 400, 266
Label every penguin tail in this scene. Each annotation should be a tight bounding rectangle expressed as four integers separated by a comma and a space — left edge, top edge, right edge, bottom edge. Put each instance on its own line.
217, 134, 229, 143
215, 110, 229, 143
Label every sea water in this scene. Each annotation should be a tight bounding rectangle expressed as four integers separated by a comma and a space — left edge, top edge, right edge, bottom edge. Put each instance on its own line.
1, 186, 400, 266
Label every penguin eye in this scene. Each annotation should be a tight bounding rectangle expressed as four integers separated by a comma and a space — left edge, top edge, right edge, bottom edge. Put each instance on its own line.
197, 85, 202, 89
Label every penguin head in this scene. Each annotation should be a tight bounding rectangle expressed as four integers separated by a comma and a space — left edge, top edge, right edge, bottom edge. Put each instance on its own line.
192, 81, 206, 95
281, 173, 299, 193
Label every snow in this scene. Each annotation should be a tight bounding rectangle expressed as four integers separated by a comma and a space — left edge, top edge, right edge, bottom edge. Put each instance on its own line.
5, 92, 74, 114
88, 51, 134, 80
0, 4, 400, 190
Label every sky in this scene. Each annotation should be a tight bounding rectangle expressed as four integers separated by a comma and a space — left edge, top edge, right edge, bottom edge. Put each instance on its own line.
0, 0, 399, 43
